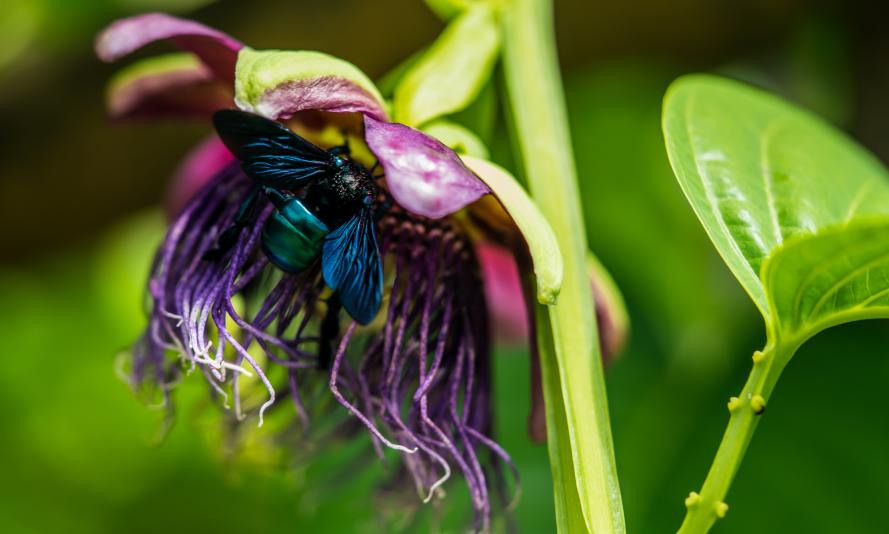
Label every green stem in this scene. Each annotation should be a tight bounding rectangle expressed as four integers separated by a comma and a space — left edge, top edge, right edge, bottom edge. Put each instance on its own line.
500, 0, 625, 532
677, 340, 797, 533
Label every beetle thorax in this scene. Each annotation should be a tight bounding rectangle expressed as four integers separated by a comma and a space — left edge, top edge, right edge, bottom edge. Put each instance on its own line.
302, 159, 377, 228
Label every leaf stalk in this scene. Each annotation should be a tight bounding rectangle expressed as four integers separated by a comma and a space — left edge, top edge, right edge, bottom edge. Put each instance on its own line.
677, 340, 798, 533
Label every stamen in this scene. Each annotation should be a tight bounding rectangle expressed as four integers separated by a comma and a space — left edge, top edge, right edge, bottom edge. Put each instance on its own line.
133, 166, 507, 529
330, 323, 418, 454
199, 362, 230, 409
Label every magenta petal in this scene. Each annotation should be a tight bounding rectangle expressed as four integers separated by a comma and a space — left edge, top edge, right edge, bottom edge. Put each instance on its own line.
166, 135, 236, 217
233, 49, 389, 122
477, 243, 530, 344
247, 76, 389, 122
477, 242, 627, 362
96, 13, 242, 82
364, 117, 490, 219
109, 60, 232, 120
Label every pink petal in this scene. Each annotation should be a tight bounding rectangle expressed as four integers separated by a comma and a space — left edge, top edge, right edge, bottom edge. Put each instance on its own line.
166, 135, 236, 217
363, 117, 490, 219
477, 242, 627, 362
591, 269, 627, 365
245, 76, 389, 122
108, 58, 232, 119
477, 243, 530, 344
96, 13, 242, 82
233, 49, 389, 122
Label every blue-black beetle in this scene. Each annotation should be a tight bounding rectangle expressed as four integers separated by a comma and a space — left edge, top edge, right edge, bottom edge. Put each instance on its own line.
206, 109, 384, 326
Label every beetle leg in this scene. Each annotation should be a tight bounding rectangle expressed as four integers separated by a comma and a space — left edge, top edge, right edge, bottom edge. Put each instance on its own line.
203, 185, 261, 261
318, 294, 342, 370
262, 186, 295, 209
369, 160, 386, 180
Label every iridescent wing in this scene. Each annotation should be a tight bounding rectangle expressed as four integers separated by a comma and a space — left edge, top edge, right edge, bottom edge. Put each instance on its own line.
321, 208, 383, 325
213, 109, 335, 189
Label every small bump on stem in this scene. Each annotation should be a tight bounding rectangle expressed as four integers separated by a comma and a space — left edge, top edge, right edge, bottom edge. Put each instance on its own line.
751, 395, 766, 415
684, 491, 701, 508
727, 396, 741, 413
715, 501, 729, 518
752, 350, 766, 363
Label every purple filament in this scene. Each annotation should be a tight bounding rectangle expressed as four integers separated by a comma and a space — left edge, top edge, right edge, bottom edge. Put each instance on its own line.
132, 165, 517, 530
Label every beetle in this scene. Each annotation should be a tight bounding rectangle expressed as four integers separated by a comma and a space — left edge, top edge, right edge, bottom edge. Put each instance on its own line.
206, 109, 384, 326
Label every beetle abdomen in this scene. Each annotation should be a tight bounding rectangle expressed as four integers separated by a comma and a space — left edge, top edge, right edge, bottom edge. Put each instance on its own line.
262, 198, 329, 273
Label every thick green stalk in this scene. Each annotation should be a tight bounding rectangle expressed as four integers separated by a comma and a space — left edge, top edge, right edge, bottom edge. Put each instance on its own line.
501, 0, 625, 532
677, 340, 796, 533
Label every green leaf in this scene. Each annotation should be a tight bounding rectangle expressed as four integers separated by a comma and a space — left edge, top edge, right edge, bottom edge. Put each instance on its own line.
393, 4, 500, 126
664, 74, 889, 533
763, 219, 889, 342
663, 74, 889, 341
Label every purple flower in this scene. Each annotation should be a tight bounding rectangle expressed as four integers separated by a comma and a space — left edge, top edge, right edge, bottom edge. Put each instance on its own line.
98, 13, 626, 531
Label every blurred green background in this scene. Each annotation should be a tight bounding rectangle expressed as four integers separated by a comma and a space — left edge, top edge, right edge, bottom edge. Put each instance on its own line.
2, 0, 889, 532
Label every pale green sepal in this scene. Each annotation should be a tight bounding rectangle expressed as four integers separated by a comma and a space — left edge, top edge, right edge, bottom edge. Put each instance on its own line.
107, 53, 221, 118
377, 47, 426, 98
587, 251, 629, 356
394, 4, 500, 126
234, 47, 387, 120
422, 119, 490, 158
462, 156, 563, 304
108, 52, 204, 95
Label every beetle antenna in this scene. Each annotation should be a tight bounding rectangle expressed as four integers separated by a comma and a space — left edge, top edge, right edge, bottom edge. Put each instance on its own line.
370, 160, 386, 180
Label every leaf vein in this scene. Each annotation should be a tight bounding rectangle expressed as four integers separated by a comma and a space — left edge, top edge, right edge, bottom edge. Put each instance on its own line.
759, 120, 784, 246
843, 182, 873, 225
804, 249, 889, 323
